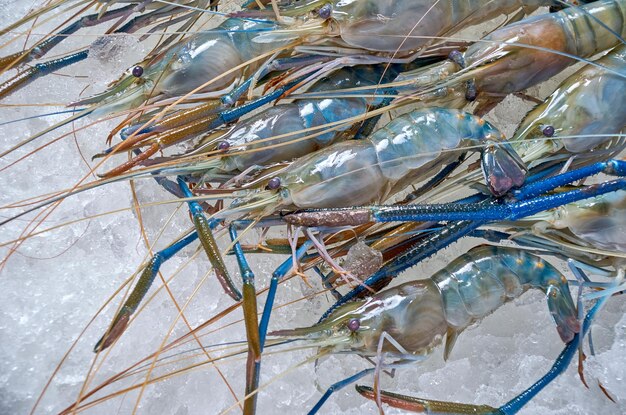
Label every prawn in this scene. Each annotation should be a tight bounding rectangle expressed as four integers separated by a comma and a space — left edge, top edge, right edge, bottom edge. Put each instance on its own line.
271, 245, 580, 413
390, 0, 626, 113
220, 107, 526, 221
243, 0, 555, 53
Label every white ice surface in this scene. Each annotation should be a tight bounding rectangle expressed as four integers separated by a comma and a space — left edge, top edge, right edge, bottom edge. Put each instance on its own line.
0, 2, 625, 415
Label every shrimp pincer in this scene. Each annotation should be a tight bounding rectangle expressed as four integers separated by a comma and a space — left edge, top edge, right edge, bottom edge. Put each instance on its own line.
224, 108, 526, 219
272, 244, 579, 367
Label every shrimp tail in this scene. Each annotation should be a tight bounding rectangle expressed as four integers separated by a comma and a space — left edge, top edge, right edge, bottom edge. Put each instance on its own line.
546, 284, 580, 343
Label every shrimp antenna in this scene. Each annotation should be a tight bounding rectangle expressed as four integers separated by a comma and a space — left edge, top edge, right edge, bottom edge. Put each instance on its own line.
0, 105, 95, 159
153, 0, 279, 24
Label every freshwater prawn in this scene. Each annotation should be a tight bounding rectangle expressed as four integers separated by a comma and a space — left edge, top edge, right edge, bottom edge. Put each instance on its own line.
219, 107, 526, 221
384, 0, 626, 113
1, 3, 625, 415
269, 245, 580, 413
242, 0, 556, 53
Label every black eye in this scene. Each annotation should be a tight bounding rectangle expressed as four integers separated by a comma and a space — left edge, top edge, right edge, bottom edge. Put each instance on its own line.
448, 50, 463, 65
267, 177, 281, 190
318, 4, 332, 19
132, 65, 144, 78
217, 141, 230, 151
465, 81, 477, 102
542, 125, 555, 137
347, 318, 360, 332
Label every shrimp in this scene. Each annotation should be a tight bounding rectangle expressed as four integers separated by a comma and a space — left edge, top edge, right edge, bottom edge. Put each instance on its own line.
105, 62, 418, 179
392, 0, 626, 112
223, 107, 525, 220
271, 245, 580, 412
523, 189, 626, 253
74, 17, 287, 116
247, 0, 553, 53
275, 245, 580, 351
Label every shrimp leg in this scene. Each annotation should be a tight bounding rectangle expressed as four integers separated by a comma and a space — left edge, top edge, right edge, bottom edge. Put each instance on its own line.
177, 177, 242, 301
258, 240, 312, 347
229, 225, 261, 415
94, 230, 199, 352
309, 369, 376, 415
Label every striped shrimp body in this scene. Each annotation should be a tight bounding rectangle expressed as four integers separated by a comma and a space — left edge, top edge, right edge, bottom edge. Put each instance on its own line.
155, 63, 410, 178
226, 108, 526, 216
512, 43, 626, 158
272, 245, 580, 359
262, 0, 552, 53
394, 0, 626, 109
77, 17, 285, 115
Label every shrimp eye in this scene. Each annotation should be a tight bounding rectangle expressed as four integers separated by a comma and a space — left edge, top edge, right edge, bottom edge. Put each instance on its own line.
465, 81, 478, 102
347, 318, 360, 332
448, 50, 464, 66
542, 125, 555, 137
217, 141, 230, 151
132, 65, 144, 78
318, 4, 332, 19
267, 177, 281, 190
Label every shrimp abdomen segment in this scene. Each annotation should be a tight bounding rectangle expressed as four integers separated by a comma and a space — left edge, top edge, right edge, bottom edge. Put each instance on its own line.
285, 141, 389, 207
371, 108, 499, 181
433, 246, 579, 343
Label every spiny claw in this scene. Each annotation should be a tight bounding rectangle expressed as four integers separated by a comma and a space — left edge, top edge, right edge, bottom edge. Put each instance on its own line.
193, 213, 242, 301
94, 309, 131, 353
355, 385, 504, 415
94, 253, 164, 352
0, 50, 28, 71
177, 177, 242, 301
98, 143, 160, 178
284, 209, 372, 227
0, 67, 38, 99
